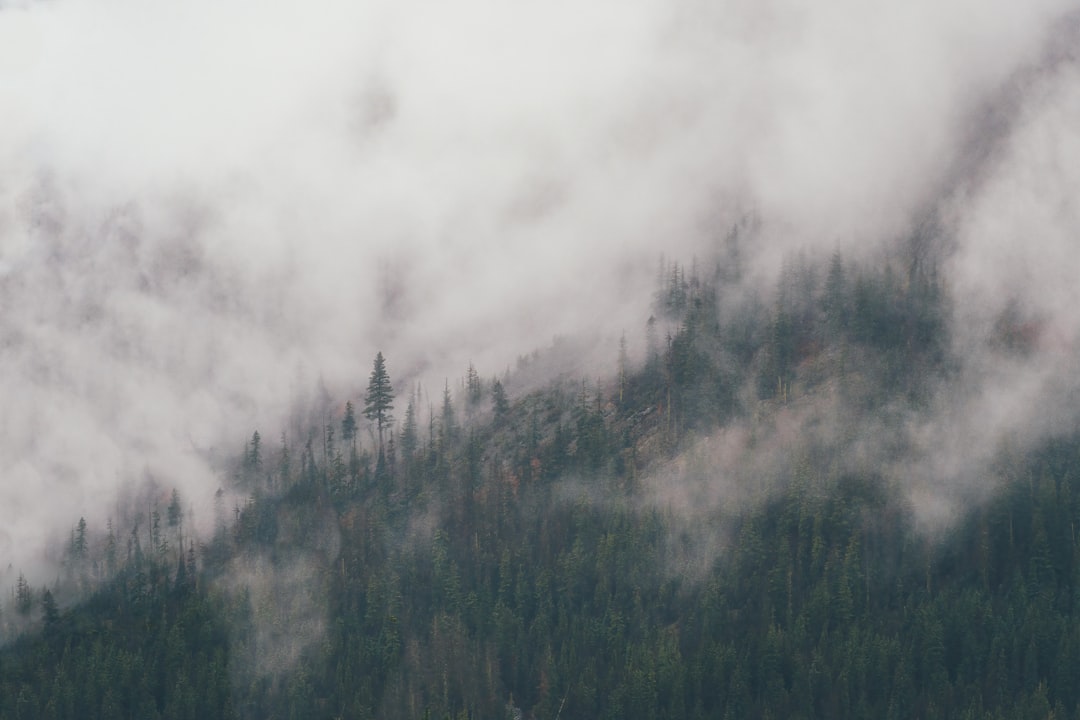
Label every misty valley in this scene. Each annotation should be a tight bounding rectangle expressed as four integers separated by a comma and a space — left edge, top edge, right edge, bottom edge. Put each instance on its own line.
3, 248, 1080, 719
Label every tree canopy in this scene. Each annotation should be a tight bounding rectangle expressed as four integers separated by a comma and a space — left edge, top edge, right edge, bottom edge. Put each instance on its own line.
5, 248, 1077, 720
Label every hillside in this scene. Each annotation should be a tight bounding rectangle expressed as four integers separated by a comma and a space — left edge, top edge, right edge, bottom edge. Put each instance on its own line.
2, 247, 1079, 719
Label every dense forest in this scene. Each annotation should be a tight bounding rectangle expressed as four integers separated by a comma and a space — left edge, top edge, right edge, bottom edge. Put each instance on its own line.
3, 243, 1080, 720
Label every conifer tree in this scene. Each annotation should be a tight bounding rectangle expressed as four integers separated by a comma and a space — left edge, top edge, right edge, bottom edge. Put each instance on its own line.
278, 432, 291, 488
491, 378, 510, 419
466, 362, 482, 407
245, 431, 262, 479
167, 490, 183, 539
105, 519, 118, 575
40, 588, 58, 630
73, 517, 88, 559
401, 395, 419, 459
15, 572, 31, 616
186, 541, 197, 583
364, 352, 395, 450
342, 400, 358, 447
440, 381, 456, 447
151, 508, 165, 558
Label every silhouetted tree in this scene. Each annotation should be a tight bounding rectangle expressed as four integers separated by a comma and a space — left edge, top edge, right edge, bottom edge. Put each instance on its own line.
167, 489, 183, 539
491, 378, 510, 419
15, 573, 31, 616
73, 516, 88, 559
342, 400, 358, 447
40, 588, 59, 631
466, 362, 482, 408
401, 395, 419, 460
364, 352, 395, 450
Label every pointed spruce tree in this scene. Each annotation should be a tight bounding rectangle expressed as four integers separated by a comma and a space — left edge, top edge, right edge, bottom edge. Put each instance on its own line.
491, 377, 510, 419
364, 351, 395, 451
401, 394, 418, 459
342, 400, 358, 447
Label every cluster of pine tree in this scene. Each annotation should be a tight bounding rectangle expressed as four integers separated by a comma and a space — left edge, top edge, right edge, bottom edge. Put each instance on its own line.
2, 244, 1079, 719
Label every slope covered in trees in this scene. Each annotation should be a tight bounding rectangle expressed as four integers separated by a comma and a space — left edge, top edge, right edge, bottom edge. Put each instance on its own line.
2, 246, 1079, 719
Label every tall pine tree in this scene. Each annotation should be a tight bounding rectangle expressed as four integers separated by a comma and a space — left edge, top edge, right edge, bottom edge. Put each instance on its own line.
364, 352, 395, 451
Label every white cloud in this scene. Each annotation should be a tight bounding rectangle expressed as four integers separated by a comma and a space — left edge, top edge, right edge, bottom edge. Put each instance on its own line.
0, 0, 1077, 575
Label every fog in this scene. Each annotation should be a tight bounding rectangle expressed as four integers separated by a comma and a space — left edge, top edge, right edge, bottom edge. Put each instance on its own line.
1, 0, 1079, 576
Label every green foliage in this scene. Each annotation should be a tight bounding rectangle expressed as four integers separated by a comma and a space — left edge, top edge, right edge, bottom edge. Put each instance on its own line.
342, 400, 358, 446
6, 246, 1078, 719
15, 573, 32, 616
364, 351, 395, 441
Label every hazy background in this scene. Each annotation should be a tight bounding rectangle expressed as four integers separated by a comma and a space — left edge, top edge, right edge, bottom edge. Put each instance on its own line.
0, 0, 1078, 577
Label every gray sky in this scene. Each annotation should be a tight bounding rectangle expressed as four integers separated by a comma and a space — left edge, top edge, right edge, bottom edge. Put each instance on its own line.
0, 0, 1078, 575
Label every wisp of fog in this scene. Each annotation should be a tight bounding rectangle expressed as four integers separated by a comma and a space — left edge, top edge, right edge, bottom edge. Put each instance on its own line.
0, 0, 1078, 577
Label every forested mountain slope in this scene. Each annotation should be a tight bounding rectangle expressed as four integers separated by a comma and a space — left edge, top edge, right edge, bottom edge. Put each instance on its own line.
2, 248, 1079, 720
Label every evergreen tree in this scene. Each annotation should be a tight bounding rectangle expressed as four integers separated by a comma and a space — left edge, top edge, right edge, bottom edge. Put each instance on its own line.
823, 251, 849, 333
251, 430, 262, 468
440, 381, 456, 447
15, 573, 31, 616
73, 517, 87, 559
186, 541, 197, 582
167, 490, 183, 535
151, 507, 165, 558
466, 362, 483, 407
342, 400, 358, 447
105, 519, 118, 575
364, 352, 395, 450
401, 395, 419, 459
491, 378, 510, 419
40, 588, 59, 631
277, 432, 291, 489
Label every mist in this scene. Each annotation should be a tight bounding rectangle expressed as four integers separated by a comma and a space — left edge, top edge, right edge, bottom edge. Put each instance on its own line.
1, 0, 1079, 577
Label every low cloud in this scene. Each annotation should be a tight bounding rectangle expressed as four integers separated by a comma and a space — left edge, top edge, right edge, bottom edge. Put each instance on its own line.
0, 0, 1078, 575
